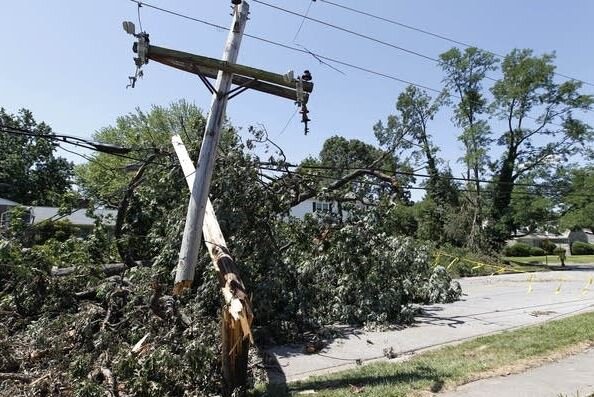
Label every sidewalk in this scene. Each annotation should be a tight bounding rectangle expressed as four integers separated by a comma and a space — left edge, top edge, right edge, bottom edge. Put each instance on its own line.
439, 348, 594, 397
267, 269, 594, 382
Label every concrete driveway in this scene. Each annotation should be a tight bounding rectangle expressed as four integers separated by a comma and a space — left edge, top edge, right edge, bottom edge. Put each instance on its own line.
267, 267, 594, 382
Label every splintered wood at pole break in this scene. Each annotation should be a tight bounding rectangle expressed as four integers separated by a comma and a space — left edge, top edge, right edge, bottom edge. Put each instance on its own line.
172, 134, 253, 396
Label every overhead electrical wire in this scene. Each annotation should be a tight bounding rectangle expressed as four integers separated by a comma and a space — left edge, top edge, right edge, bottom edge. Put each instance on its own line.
0, 126, 166, 165
128, 0, 584, 130
257, 165, 594, 199
132, 0, 594, 94
128, 0, 443, 94
1, 125, 133, 155
3, 124, 589, 205
251, 0, 440, 63
316, 0, 594, 88
252, 0, 594, 92
258, 162, 572, 190
292, 0, 314, 42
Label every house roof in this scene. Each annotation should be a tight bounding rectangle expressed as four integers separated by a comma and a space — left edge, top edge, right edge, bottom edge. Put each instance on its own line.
31, 207, 117, 226
0, 197, 20, 206
515, 231, 570, 240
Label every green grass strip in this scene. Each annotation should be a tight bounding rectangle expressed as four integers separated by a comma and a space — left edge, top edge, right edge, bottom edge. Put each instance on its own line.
253, 311, 594, 396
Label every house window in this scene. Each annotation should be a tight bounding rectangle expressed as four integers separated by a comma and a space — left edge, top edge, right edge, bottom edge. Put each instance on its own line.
312, 201, 332, 212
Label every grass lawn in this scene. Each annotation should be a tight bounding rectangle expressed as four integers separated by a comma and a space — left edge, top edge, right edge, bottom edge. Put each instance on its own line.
252, 311, 594, 396
505, 255, 594, 266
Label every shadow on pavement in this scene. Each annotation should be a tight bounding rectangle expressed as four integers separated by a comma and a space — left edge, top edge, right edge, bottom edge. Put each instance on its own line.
415, 306, 466, 328
288, 364, 446, 395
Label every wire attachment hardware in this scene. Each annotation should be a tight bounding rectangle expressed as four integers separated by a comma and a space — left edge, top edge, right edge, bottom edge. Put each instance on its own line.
123, 21, 150, 88
296, 70, 312, 135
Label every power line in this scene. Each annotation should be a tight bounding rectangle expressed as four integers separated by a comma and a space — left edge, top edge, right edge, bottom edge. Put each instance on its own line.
317, 0, 594, 88
257, 164, 594, 199
258, 166, 522, 198
258, 161, 566, 191
130, 0, 587, 133
292, 0, 314, 42
128, 0, 443, 94
58, 145, 123, 176
0, 126, 166, 165
252, 0, 439, 63
276, 108, 299, 137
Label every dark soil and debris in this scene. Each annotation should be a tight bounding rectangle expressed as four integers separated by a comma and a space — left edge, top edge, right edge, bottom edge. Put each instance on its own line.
0, 251, 230, 397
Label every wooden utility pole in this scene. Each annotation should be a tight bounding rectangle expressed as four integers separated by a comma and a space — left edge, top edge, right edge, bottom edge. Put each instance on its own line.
174, 1, 250, 293
172, 135, 252, 395
124, 1, 313, 394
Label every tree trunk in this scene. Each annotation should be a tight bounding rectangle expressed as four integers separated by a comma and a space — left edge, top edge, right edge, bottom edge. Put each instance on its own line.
491, 154, 516, 242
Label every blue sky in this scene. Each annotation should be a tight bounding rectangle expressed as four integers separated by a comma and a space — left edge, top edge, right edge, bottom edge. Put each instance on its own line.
2, 0, 594, 181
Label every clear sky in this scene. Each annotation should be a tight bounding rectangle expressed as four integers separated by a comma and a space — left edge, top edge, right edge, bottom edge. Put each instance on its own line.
2, 0, 594, 180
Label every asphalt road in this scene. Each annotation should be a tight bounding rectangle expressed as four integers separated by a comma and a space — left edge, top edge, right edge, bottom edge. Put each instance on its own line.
267, 268, 594, 382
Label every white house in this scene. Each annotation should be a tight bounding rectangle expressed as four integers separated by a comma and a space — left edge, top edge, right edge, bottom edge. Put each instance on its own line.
289, 197, 365, 220
289, 198, 335, 219
507, 228, 594, 255
0, 197, 117, 231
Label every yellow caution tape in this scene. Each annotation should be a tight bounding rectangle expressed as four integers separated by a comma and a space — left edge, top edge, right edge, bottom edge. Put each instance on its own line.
448, 257, 460, 270
555, 276, 564, 295
582, 276, 593, 295
527, 274, 534, 294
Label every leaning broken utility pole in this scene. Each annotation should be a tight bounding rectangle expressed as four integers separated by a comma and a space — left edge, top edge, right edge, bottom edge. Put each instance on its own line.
174, 1, 249, 294
171, 134, 253, 395
123, 1, 313, 394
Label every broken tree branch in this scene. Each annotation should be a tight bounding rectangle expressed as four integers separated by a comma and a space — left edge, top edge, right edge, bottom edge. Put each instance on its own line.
0, 372, 35, 382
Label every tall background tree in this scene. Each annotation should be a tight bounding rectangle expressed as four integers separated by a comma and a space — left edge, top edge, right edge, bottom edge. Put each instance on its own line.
489, 49, 593, 241
559, 166, 594, 231
374, 85, 460, 243
439, 48, 497, 247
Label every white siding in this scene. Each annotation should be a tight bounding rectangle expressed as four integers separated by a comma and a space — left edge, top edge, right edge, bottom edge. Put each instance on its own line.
289, 199, 315, 219
288, 199, 350, 220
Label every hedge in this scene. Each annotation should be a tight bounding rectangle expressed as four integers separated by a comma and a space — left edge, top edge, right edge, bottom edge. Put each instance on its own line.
571, 241, 594, 255
503, 243, 533, 257
529, 246, 546, 256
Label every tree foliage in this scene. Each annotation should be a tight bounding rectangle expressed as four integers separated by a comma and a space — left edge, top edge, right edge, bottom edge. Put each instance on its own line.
489, 49, 593, 240
0, 108, 74, 205
559, 167, 594, 230
1, 101, 462, 396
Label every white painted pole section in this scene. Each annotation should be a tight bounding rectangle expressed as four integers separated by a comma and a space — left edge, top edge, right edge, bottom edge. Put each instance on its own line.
171, 135, 228, 254
174, 2, 249, 291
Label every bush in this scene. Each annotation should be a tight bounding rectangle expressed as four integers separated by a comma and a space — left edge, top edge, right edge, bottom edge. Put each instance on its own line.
542, 240, 557, 255
571, 241, 594, 255
529, 246, 546, 256
503, 243, 533, 257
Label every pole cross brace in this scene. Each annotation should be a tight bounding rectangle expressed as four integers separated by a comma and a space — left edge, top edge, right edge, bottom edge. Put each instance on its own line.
224, 78, 258, 100
196, 70, 218, 95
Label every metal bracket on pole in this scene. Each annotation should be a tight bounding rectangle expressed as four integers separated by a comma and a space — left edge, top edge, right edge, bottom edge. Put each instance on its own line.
196, 70, 218, 95
296, 70, 313, 135
224, 78, 258, 100
123, 21, 150, 88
